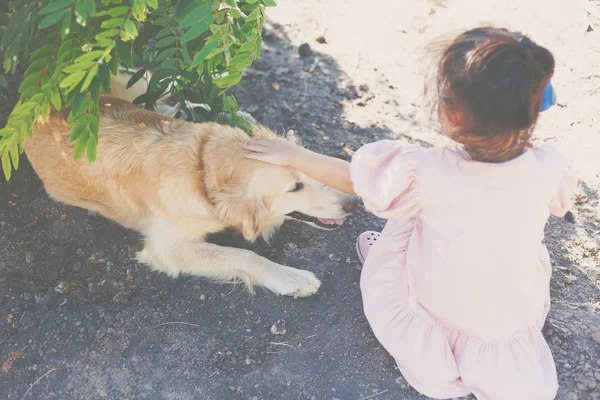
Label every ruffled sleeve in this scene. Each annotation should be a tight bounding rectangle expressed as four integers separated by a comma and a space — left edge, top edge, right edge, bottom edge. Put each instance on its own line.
549, 168, 578, 217
350, 140, 423, 219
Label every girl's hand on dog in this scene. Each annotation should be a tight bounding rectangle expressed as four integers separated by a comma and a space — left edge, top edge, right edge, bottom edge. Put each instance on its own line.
244, 130, 302, 166
245, 130, 355, 195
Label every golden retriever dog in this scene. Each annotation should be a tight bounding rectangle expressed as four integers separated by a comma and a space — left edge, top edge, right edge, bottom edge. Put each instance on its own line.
23, 72, 358, 297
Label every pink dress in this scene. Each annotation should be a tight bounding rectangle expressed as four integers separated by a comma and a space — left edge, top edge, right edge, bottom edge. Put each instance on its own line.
349, 141, 578, 400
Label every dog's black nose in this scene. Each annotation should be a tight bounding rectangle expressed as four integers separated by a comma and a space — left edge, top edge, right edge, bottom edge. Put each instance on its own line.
343, 196, 360, 213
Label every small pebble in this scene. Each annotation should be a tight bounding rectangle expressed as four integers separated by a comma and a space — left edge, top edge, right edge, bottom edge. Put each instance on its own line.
200, 294, 206, 301
270, 319, 287, 335
55, 282, 71, 294
316, 36, 327, 44
564, 210, 575, 223
299, 43, 312, 57
25, 252, 34, 264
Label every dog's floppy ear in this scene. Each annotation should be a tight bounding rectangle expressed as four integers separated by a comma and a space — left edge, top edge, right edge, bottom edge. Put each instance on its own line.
212, 187, 268, 242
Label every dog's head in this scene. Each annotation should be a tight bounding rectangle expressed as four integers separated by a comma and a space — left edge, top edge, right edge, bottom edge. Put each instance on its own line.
203, 126, 359, 242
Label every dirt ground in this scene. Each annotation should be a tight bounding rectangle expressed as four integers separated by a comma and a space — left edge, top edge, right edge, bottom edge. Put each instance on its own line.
1, 0, 599, 399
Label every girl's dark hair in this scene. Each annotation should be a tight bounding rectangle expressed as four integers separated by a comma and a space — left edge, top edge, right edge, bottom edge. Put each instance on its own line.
436, 27, 555, 162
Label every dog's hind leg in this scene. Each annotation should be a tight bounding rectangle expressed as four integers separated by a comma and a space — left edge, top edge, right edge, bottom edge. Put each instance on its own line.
136, 224, 321, 297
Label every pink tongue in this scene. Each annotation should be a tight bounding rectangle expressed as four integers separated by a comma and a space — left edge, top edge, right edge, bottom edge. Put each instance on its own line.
317, 217, 346, 226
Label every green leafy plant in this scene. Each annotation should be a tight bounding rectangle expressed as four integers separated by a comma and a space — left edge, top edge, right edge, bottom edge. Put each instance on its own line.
0, 0, 274, 180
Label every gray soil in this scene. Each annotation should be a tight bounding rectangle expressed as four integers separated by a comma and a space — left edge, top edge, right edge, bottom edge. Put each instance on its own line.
1, 0, 599, 399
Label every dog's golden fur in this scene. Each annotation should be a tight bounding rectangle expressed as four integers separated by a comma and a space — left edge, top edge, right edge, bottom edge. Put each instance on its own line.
24, 73, 356, 296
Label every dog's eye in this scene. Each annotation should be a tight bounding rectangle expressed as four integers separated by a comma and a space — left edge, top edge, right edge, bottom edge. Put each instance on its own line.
288, 182, 304, 193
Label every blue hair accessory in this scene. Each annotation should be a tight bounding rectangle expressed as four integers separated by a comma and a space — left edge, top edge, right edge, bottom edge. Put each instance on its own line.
540, 81, 556, 112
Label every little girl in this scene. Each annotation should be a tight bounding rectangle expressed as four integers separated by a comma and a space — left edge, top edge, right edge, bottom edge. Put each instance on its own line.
244, 27, 577, 400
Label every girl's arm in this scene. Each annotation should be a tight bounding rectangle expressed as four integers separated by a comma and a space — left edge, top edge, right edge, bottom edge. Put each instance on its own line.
243, 133, 355, 195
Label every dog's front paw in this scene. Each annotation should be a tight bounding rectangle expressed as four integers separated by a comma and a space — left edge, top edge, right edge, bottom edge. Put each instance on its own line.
273, 267, 321, 298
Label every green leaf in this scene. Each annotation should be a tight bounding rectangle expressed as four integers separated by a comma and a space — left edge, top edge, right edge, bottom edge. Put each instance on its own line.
50, 86, 62, 111
132, 0, 146, 21
155, 36, 176, 48
115, 41, 134, 68
69, 115, 89, 142
60, 71, 87, 91
145, 0, 158, 9
124, 20, 139, 40
39, 9, 70, 29
245, 0, 259, 3
0, 75, 7, 87
24, 59, 48, 76
238, 41, 256, 53
75, 50, 106, 64
85, 0, 96, 17
161, 58, 178, 69
80, 64, 98, 92
61, 11, 72, 36
18, 72, 40, 93
261, 0, 276, 6
245, 8, 262, 22
86, 135, 98, 162
228, 7, 241, 19
230, 53, 253, 68
20, 87, 35, 102
69, 93, 88, 121
63, 61, 97, 74
154, 47, 176, 63
155, 27, 172, 39
96, 28, 120, 40
191, 39, 220, 67
107, 6, 130, 17
62, 61, 98, 74
148, 69, 172, 90
223, 95, 238, 111
101, 17, 125, 29
181, 16, 214, 43
73, 130, 90, 160
213, 72, 243, 88
9, 143, 19, 171
180, 43, 193, 65
127, 68, 147, 88
89, 79, 101, 104
39, 0, 74, 15
2, 148, 12, 181
89, 114, 99, 138
58, 39, 74, 56
30, 44, 59, 62
43, 31, 62, 46
41, 99, 51, 121
151, 6, 168, 16
153, 15, 171, 26
107, 55, 119, 74
74, 0, 88, 25
98, 65, 112, 92
178, 5, 212, 29
174, 0, 195, 17
48, 63, 58, 76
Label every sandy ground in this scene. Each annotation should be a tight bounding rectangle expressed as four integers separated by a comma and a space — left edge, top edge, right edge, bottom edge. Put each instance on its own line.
1, 0, 599, 399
